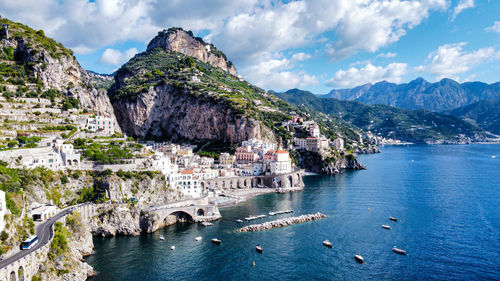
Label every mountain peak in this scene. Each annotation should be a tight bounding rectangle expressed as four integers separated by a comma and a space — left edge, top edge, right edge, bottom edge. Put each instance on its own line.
147, 28, 237, 76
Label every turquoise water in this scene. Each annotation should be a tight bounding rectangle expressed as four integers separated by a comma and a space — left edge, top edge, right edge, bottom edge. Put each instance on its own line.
85, 145, 500, 280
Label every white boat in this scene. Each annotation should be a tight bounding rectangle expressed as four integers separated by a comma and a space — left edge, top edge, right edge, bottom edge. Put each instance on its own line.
268, 212, 276, 216
159, 236, 165, 240
322, 240, 333, 248
235, 219, 243, 223
392, 247, 406, 255
211, 238, 222, 245
170, 245, 175, 250
389, 217, 398, 222
195, 236, 202, 241
201, 222, 213, 227
382, 225, 391, 230
355, 254, 364, 263
256, 245, 263, 253
492, 155, 496, 159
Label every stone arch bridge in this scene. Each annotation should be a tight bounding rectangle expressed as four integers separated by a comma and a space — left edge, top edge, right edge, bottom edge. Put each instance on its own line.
203, 170, 304, 192
151, 204, 220, 224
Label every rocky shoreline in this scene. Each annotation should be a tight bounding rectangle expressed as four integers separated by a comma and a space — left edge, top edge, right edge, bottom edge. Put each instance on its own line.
235, 212, 327, 232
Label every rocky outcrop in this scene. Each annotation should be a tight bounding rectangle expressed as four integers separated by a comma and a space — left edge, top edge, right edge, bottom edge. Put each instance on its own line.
236, 212, 326, 232
0, 19, 120, 130
89, 205, 144, 236
112, 84, 272, 143
147, 28, 237, 76
88, 205, 187, 236
292, 150, 366, 175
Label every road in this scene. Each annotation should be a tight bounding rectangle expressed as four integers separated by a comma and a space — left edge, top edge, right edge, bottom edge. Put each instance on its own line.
0, 207, 74, 269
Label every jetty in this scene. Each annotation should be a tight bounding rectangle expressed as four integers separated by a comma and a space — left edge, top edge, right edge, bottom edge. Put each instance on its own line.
236, 212, 326, 232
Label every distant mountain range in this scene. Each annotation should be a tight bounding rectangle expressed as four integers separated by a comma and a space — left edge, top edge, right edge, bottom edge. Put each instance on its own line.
445, 99, 500, 135
323, 78, 500, 112
273, 89, 494, 144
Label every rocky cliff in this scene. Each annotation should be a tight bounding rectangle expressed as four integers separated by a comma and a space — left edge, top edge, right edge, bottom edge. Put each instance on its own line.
292, 150, 366, 175
113, 83, 270, 143
147, 28, 237, 76
0, 18, 119, 129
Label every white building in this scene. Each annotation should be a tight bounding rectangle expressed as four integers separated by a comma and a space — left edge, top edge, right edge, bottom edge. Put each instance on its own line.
334, 138, 345, 151
253, 162, 263, 176
86, 116, 114, 135
0, 191, 5, 232
55, 141, 80, 168
309, 123, 320, 138
176, 170, 204, 198
151, 152, 178, 175
270, 150, 292, 175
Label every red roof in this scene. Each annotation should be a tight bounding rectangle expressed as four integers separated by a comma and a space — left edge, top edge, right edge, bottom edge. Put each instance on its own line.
180, 170, 193, 174
275, 150, 288, 154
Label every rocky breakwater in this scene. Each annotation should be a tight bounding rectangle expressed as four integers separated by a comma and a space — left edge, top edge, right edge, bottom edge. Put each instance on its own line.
236, 212, 327, 232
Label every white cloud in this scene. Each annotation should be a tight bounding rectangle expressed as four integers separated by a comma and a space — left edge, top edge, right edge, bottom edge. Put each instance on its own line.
99, 47, 138, 66
291, 52, 312, 62
416, 43, 500, 80
243, 56, 318, 90
377, 52, 397, 58
452, 0, 474, 20
486, 21, 500, 33
326, 63, 408, 88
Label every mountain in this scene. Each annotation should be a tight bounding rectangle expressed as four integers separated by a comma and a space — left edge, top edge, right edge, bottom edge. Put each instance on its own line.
445, 99, 500, 134
323, 78, 500, 112
274, 89, 493, 144
0, 17, 118, 124
109, 28, 366, 150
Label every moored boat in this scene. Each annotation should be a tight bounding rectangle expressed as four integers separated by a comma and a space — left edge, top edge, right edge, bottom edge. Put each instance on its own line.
201, 222, 213, 227
392, 247, 406, 255
235, 219, 243, 223
382, 224, 391, 230
322, 240, 333, 248
211, 238, 222, 245
256, 245, 263, 253
170, 245, 175, 250
355, 254, 364, 263
195, 236, 202, 241
159, 236, 165, 241
389, 217, 398, 222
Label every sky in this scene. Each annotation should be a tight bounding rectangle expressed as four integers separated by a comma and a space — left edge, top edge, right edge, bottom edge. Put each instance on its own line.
0, 0, 499, 94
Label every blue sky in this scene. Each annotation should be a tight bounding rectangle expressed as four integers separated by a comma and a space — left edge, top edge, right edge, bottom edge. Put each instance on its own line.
1, 0, 499, 94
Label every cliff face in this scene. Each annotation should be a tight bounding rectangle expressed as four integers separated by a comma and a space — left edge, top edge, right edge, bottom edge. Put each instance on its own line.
112, 84, 269, 142
292, 150, 366, 175
147, 28, 237, 76
0, 18, 119, 129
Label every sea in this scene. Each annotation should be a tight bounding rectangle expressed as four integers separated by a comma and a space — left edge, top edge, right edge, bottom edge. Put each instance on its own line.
85, 144, 500, 280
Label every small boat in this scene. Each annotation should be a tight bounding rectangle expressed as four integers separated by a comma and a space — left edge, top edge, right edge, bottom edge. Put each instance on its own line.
170, 245, 175, 250
322, 240, 333, 248
256, 245, 263, 253
159, 236, 165, 241
389, 217, 398, 222
492, 155, 496, 159
392, 247, 406, 255
195, 236, 202, 241
382, 224, 391, 230
201, 222, 213, 227
268, 212, 276, 216
211, 238, 222, 245
235, 219, 243, 223
355, 254, 364, 263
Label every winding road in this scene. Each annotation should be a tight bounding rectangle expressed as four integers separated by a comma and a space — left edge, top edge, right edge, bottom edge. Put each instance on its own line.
0, 207, 75, 269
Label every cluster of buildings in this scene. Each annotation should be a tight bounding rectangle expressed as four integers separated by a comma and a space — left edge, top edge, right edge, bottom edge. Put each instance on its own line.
282, 115, 345, 152
141, 139, 295, 199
